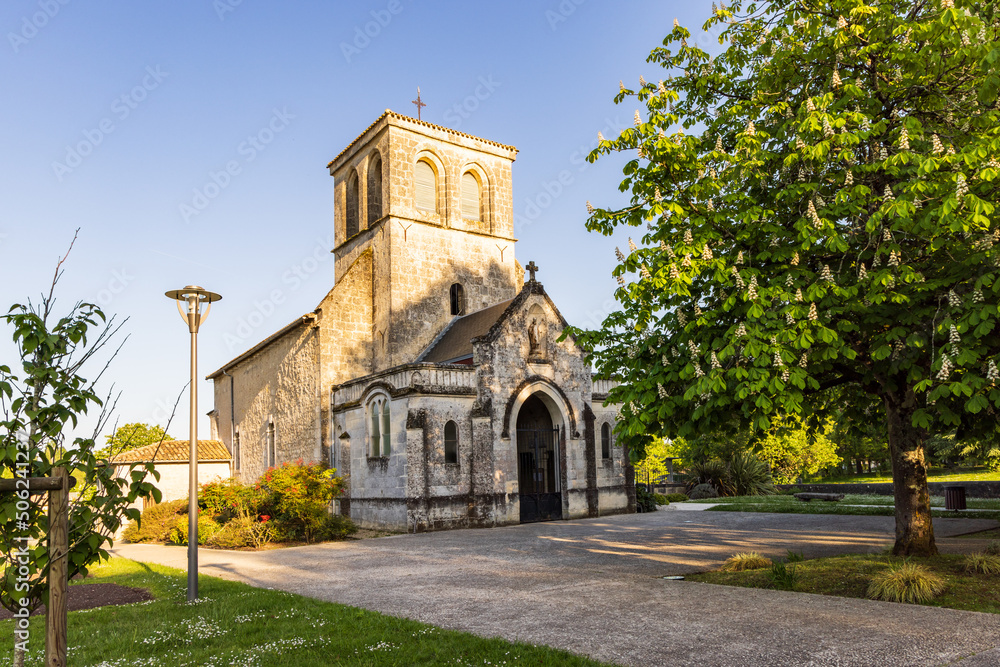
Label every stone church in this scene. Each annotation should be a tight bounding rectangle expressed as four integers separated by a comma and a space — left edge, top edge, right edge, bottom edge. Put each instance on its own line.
207, 111, 632, 531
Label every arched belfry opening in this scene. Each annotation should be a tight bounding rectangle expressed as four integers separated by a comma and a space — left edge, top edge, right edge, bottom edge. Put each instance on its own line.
515, 394, 562, 523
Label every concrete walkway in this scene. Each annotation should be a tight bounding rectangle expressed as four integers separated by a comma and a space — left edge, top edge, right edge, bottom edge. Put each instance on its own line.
112, 511, 1000, 666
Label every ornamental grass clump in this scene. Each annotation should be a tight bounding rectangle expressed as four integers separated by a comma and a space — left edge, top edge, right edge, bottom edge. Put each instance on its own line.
963, 553, 1000, 576
985, 541, 1000, 556
721, 552, 773, 572
867, 562, 945, 604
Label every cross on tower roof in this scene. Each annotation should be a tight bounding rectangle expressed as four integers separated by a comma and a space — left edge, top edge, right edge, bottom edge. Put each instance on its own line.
526, 261, 539, 283
411, 87, 426, 120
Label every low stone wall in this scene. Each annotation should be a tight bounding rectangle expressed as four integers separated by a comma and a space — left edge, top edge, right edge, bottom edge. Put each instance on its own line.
777, 481, 1000, 499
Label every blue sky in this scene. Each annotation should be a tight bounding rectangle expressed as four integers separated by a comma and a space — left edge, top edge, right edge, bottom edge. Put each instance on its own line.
0, 1, 724, 442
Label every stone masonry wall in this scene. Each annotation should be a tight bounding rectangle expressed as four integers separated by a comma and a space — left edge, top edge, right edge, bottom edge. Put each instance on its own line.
336, 391, 409, 530
212, 323, 321, 484
473, 284, 632, 523
386, 221, 517, 368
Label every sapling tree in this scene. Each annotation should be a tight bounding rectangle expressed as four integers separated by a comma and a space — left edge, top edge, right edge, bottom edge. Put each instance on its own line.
1, 237, 165, 665
573, 0, 1000, 555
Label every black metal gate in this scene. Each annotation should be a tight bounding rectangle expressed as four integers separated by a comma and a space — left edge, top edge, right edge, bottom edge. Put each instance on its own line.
517, 428, 562, 523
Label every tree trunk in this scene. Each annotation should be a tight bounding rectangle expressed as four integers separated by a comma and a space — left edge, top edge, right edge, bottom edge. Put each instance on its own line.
885, 389, 937, 556
14, 645, 25, 667
855, 458, 863, 475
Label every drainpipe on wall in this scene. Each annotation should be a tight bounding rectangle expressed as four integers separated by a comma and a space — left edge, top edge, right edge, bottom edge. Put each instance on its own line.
221, 368, 236, 476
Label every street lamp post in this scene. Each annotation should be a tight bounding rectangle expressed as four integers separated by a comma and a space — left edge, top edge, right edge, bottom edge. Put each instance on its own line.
165, 285, 221, 602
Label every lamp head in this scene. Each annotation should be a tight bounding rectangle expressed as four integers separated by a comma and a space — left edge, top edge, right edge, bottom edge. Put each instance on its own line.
165, 286, 221, 332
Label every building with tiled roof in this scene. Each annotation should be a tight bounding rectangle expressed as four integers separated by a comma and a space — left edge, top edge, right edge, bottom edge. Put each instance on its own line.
207, 113, 628, 532
111, 439, 232, 463
111, 440, 232, 520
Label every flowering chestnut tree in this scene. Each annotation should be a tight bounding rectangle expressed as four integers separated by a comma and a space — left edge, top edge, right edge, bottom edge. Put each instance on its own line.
573, 0, 1000, 555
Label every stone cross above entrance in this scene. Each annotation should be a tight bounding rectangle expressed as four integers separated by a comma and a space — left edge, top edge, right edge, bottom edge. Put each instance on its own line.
526, 261, 539, 282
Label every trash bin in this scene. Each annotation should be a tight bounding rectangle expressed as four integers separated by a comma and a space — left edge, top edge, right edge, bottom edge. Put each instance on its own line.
944, 485, 967, 511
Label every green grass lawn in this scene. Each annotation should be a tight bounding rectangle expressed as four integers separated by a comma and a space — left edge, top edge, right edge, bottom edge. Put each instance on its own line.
818, 467, 999, 484
692, 494, 1000, 520
2, 558, 608, 667
686, 553, 1000, 614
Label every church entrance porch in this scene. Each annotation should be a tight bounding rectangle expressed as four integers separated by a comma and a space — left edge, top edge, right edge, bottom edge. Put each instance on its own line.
516, 395, 562, 523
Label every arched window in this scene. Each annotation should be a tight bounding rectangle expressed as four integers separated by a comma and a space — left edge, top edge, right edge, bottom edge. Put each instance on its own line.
267, 420, 276, 468
346, 172, 360, 238
450, 283, 465, 316
461, 172, 481, 221
414, 160, 436, 212
367, 155, 382, 222
444, 421, 458, 464
369, 395, 391, 457
601, 423, 611, 460
382, 401, 391, 456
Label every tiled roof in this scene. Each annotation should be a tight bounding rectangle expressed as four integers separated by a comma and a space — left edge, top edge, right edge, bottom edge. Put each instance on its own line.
110, 440, 231, 464
327, 110, 518, 168
420, 300, 513, 363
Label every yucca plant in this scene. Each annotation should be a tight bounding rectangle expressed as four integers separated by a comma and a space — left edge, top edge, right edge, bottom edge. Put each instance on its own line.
684, 459, 734, 496
721, 551, 773, 572
963, 553, 1000, 576
867, 562, 946, 604
727, 451, 775, 496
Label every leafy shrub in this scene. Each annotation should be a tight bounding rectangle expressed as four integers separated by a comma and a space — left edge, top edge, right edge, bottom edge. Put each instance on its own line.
985, 541, 1000, 556
635, 484, 658, 512
727, 451, 775, 496
769, 561, 798, 590
168, 514, 222, 546
867, 562, 945, 604
689, 483, 719, 500
721, 552, 772, 572
652, 493, 670, 506
962, 553, 1000, 575
121, 499, 187, 543
206, 515, 274, 549
664, 493, 689, 502
256, 460, 346, 542
200, 477, 261, 520
316, 514, 358, 541
205, 517, 253, 549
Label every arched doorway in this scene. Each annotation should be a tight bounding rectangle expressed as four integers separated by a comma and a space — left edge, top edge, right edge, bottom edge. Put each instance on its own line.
516, 394, 562, 523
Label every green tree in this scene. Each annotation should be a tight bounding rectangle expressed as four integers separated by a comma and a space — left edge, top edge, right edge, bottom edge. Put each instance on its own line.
573, 1, 1000, 555
97, 422, 173, 460
814, 384, 889, 475
1, 239, 162, 666
926, 428, 1000, 469
635, 437, 670, 484
666, 420, 754, 465
758, 415, 843, 483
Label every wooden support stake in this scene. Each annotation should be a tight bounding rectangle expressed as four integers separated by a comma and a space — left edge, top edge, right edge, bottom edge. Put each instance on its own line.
45, 466, 68, 667
0, 477, 75, 493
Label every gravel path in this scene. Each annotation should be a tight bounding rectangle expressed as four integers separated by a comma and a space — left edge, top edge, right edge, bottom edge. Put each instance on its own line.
112, 510, 1000, 666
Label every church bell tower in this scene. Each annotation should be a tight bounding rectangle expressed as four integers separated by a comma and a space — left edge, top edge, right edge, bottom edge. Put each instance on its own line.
326, 111, 522, 371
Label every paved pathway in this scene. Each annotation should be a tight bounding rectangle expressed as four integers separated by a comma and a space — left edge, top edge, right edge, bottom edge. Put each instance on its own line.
112, 511, 1000, 666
